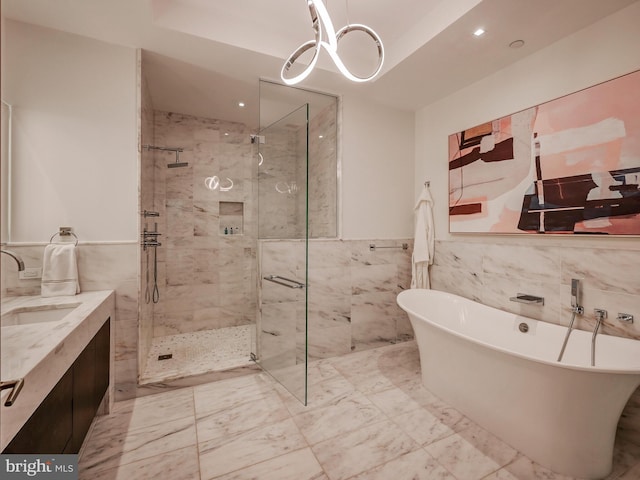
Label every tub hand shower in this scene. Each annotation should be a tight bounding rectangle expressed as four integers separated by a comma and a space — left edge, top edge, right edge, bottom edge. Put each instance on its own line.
557, 279, 584, 362
592, 309, 607, 367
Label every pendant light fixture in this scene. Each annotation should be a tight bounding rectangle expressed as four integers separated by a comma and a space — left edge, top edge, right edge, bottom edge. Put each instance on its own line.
281, 0, 384, 85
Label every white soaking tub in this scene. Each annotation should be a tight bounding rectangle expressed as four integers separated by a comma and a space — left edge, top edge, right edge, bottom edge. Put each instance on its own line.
397, 288, 640, 479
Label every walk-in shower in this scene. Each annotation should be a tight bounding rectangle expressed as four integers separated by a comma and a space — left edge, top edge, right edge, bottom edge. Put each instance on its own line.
138, 55, 338, 398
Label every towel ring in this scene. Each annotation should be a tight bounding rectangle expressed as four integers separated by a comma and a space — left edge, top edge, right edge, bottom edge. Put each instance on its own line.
50, 229, 79, 246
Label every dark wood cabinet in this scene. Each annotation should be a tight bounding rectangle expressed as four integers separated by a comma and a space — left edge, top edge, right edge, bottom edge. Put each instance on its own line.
3, 317, 111, 454
3, 368, 73, 454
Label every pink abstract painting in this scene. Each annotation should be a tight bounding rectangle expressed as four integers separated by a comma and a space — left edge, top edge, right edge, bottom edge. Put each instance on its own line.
449, 70, 640, 235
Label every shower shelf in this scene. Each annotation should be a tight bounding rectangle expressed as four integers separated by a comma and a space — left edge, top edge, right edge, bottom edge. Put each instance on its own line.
220, 201, 244, 236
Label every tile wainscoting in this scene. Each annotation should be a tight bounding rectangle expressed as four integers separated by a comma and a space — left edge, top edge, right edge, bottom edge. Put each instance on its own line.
1, 242, 138, 401
431, 240, 640, 339
430, 239, 640, 448
260, 238, 414, 362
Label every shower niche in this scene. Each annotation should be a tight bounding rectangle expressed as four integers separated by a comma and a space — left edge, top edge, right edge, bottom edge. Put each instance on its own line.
220, 201, 244, 235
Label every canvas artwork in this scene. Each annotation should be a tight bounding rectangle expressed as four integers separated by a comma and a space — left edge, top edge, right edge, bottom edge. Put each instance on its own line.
448, 70, 640, 235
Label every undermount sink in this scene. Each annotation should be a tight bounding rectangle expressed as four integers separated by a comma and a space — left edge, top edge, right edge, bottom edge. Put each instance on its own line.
1, 304, 80, 327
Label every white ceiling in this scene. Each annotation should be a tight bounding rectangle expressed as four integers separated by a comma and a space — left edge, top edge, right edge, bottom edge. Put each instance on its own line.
2, 0, 638, 128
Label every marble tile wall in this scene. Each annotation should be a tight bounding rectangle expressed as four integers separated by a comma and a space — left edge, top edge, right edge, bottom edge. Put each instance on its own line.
258, 101, 338, 240
258, 123, 301, 239
308, 102, 338, 238
0, 243, 139, 401
259, 238, 413, 364
431, 239, 640, 339
430, 238, 640, 445
149, 111, 257, 338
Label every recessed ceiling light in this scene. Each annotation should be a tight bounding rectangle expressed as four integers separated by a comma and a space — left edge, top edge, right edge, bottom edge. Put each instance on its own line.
473, 28, 485, 37
238, 102, 245, 108
319, 135, 324, 139
224, 132, 229, 136
509, 39, 525, 49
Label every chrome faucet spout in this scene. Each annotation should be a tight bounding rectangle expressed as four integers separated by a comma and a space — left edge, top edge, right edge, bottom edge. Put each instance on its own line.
1, 249, 25, 271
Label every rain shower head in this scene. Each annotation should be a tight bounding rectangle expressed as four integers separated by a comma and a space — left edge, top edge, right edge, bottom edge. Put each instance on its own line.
143, 144, 188, 168
167, 148, 188, 168
168, 161, 189, 168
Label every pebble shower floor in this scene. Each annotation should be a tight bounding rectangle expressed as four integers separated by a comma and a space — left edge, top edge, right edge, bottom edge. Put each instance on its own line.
140, 325, 254, 383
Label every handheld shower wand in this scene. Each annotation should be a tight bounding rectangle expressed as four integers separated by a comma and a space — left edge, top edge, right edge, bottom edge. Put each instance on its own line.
558, 279, 584, 362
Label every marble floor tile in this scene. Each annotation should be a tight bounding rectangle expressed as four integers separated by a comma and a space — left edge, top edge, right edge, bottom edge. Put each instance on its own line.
367, 386, 427, 417
86, 445, 200, 480
79, 416, 197, 475
391, 407, 457, 447
348, 449, 456, 480
609, 437, 640, 479
277, 373, 356, 416
311, 419, 419, 480
193, 372, 274, 416
481, 468, 520, 480
213, 448, 327, 480
340, 367, 404, 395
326, 346, 385, 378
456, 424, 519, 469
424, 432, 503, 480
198, 417, 306, 479
87, 387, 194, 440
293, 390, 386, 445
423, 398, 472, 432
77, 341, 638, 480
306, 361, 344, 385
491, 455, 574, 480
196, 389, 290, 443
392, 377, 442, 406
619, 461, 640, 480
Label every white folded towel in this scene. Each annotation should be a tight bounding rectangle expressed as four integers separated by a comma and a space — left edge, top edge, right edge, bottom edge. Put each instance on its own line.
41, 243, 80, 297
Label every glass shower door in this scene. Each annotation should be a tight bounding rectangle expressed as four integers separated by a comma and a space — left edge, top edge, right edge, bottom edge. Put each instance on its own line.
256, 103, 309, 405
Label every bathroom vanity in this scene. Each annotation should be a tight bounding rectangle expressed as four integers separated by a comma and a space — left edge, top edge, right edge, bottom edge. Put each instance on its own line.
0, 291, 114, 453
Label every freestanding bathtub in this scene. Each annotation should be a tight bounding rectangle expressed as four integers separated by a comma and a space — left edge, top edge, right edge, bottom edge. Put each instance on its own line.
397, 288, 640, 479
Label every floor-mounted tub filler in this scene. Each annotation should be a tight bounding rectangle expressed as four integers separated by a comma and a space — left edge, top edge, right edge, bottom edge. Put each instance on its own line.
397, 289, 640, 479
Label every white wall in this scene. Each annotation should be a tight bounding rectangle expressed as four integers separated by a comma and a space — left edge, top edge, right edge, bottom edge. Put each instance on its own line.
2, 20, 137, 242
415, 1, 640, 249
341, 95, 415, 239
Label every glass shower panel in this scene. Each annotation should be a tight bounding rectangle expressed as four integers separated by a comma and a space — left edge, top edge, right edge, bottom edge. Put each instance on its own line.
257, 103, 309, 405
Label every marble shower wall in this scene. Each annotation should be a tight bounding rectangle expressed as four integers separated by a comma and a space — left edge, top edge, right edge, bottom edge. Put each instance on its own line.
258, 123, 302, 239
0, 243, 139, 401
258, 101, 337, 240
150, 111, 257, 337
308, 103, 338, 238
259, 238, 413, 363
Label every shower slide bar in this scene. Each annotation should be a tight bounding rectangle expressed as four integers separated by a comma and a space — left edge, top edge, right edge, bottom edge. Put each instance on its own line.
263, 275, 306, 289
369, 243, 408, 251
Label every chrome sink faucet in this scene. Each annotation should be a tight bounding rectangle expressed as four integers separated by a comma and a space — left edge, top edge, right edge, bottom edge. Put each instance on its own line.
1, 249, 25, 271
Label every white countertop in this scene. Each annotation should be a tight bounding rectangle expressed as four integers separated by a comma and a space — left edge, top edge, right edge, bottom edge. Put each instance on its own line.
1, 290, 115, 450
